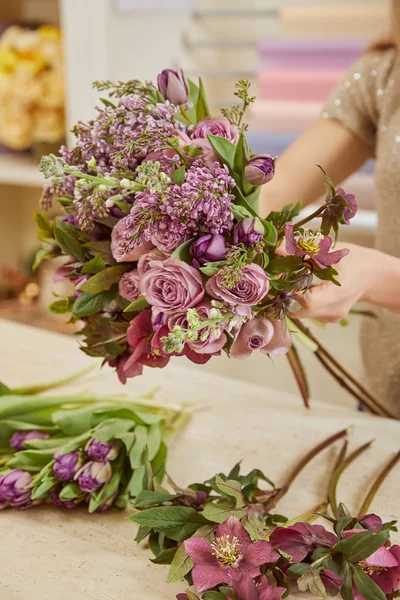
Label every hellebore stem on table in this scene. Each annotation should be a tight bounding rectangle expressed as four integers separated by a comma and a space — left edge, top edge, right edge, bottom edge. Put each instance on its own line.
358, 450, 400, 518
283, 501, 329, 528
9, 364, 96, 396
329, 440, 374, 519
286, 345, 310, 409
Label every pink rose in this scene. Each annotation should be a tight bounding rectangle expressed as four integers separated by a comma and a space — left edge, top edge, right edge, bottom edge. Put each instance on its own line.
206, 264, 270, 307
266, 320, 292, 355
150, 224, 187, 254
137, 249, 167, 276
230, 318, 274, 360
118, 269, 141, 302
192, 117, 239, 144
140, 257, 204, 313
111, 217, 154, 263
168, 301, 227, 356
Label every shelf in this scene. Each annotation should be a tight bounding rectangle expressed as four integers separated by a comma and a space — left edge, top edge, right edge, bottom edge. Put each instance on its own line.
0, 155, 45, 188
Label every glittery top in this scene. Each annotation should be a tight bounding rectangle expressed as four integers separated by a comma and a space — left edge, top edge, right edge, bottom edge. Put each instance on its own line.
322, 47, 400, 414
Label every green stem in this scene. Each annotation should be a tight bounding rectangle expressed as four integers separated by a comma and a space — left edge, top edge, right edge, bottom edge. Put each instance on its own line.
293, 206, 325, 231
358, 450, 400, 517
310, 551, 333, 570
166, 141, 191, 166
10, 365, 96, 396
180, 104, 192, 124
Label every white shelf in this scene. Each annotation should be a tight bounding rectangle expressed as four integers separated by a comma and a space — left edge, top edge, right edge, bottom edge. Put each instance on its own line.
0, 155, 44, 188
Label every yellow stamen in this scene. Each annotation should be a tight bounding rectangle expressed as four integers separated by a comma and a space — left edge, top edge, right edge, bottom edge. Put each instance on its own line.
298, 230, 323, 254
211, 535, 241, 567
359, 561, 387, 576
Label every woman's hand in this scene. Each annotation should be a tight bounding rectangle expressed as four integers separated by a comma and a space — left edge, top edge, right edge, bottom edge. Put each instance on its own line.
291, 242, 400, 322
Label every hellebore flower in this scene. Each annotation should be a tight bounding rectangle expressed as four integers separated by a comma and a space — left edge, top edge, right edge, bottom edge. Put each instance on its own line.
244, 155, 275, 187
234, 218, 264, 247
10, 430, 49, 451
125, 309, 170, 371
322, 187, 357, 234
157, 68, 189, 105
0, 469, 32, 507
269, 522, 338, 562
229, 572, 286, 600
358, 513, 383, 531
53, 450, 83, 482
354, 545, 400, 597
284, 223, 349, 269
190, 234, 227, 268
184, 515, 279, 593
76, 460, 112, 493
85, 438, 119, 462
320, 569, 343, 594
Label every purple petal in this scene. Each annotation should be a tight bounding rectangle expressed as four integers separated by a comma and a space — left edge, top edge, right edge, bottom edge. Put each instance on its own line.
284, 223, 301, 256
258, 581, 286, 600
314, 247, 349, 268
240, 541, 280, 570
231, 572, 258, 600
318, 235, 333, 254
366, 547, 399, 568
216, 516, 251, 547
191, 564, 229, 593
184, 536, 217, 566
320, 569, 343, 592
269, 527, 311, 562
359, 514, 383, 531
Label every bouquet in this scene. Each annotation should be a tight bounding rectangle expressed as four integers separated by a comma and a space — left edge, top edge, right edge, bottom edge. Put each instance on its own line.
36, 68, 391, 416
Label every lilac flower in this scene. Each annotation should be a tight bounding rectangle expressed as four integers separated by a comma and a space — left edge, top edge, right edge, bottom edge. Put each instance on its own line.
0, 469, 32, 508
184, 516, 279, 593
269, 523, 338, 562
111, 216, 154, 263
85, 438, 119, 461
118, 269, 141, 302
206, 264, 269, 307
245, 155, 275, 186
10, 430, 49, 451
157, 69, 189, 105
53, 450, 83, 482
284, 223, 349, 269
190, 234, 227, 268
192, 116, 239, 144
234, 218, 264, 247
76, 461, 112, 493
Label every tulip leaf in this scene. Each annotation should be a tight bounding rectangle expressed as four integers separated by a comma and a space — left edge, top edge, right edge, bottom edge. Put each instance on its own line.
7, 449, 55, 472
215, 475, 245, 508
333, 530, 389, 563
171, 166, 186, 185
54, 224, 85, 262
59, 482, 82, 501
129, 425, 148, 468
133, 490, 178, 508
31, 477, 58, 500
234, 132, 250, 176
92, 418, 134, 442
352, 564, 387, 600
128, 465, 146, 496
0, 382, 11, 396
171, 237, 195, 264
196, 76, 210, 121
147, 423, 162, 461
207, 134, 236, 171
167, 542, 194, 583
81, 255, 106, 274
72, 285, 118, 317
230, 204, 253, 222
79, 265, 129, 294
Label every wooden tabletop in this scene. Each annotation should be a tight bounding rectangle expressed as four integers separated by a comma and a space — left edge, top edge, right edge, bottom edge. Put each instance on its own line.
0, 318, 399, 600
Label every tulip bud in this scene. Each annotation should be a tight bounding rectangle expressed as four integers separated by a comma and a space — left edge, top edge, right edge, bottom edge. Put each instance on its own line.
233, 217, 264, 247
190, 234, 227, 268
157, 68, 189, 105
85, 438, 119, 462
244, 154, 275, 186
94, 490, 118, 513
53, 450, 83, 482
0, 469, 32, 507
50, 486, 84, 509
76, 461, 112, 493
10, 430, 49, 451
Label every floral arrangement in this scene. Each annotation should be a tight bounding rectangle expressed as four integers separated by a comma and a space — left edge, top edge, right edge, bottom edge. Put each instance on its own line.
0, 25, 64, 150
35, 68, 392, 416
130, 428, 400, 600
0, 372, 187, 511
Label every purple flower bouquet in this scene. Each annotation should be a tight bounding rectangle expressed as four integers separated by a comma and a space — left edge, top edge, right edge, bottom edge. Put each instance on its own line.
35, 69, 387, 414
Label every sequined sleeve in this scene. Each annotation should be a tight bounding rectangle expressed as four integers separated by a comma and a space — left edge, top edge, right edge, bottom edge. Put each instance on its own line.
321, 49, 397, 150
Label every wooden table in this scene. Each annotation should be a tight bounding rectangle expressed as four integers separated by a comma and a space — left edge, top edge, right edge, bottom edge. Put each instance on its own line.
0, 319, 399, 600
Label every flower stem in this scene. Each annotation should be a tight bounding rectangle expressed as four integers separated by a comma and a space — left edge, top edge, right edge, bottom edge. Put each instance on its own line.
293, 206, 325, 231
358, 450, 400, 517
180, 105, 191, 124
328, 440, 374, 519
9, 364, 96, 396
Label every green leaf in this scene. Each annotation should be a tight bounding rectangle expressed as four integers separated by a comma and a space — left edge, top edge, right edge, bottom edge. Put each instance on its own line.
130, 506, 208, 540
230, 204, 253, 221
196, 76, 210, 121
32, 248, 57, 271
333, 530, 389, 563
128, 465, 145, 497
35, 212, 53, 236
151, 441, 167, 484
129, 425, 148, 468
72, 285, 118, 317
167, 542, 194, 583
147, 423, 161, 461
88, 460, 124, 513
59, 482, 82, 501
171, 166, 186, 185
171, 238, 195, 264
340, 562, 355, 600
182, 144, 203, 158
150, 547, 177, 565
0, 382, 11, 396
234, 132, 250, 176
79, 265, 129, 294
202, 499, 246, 524
297, 568, 327, 598
215, 476, 245, 508
93, 418, 134, 442
54, 225, 85, 262
185, 591, 201, 600
100, 97, 117, 108
207, 134, 236, 171
352, 564, 387, 600
82, 255, 106, 274
260, 218, 278, 246
133, 490, 177, 508
31, 477, 57, 500
313, 266, 340, 286
123, 296, 150, 313
199, 264, 220, 277
286, 563, 310, 579
7, 449, 55, 473
84, 241, 116, 265
268, 256, 304, 274
48, 297, 74, 315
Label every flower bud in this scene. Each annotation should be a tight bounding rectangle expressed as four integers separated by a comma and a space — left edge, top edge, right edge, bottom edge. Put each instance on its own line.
85, 438, 119, 462
0, 469, 32, 507
53, 450, 83, 482
10, 430, 49, 451
244, 154, 275, 186
233, 217, 264, 247
76, 461, 112, 493
190, 234, 227, 268
94, 490, 118, 513
50, 486, 84, 509
157, 68, 189, 105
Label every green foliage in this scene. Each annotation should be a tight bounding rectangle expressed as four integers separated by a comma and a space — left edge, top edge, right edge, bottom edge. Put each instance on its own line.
79, 265, 129, 294
171, 166, 187, 185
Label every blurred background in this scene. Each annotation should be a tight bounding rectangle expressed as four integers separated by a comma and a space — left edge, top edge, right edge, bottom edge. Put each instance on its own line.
0, 0, 389, 407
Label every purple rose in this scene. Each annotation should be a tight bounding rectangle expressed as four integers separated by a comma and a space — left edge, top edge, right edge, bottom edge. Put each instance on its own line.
0, 469, 32, 507
111, 217, 154, 263
192, 117, 239, 144
190, 234, 227, 268
53, 450, 83, 482
157, 68, 189, 105
230, 318, 274, 360
10, 430, 49, 451
85, 438, 119, 461
244, 154, 275, 186
140, 257, 205, 313
76, 461, 112, 493
118, 269, 141, 302
150, 224, 187, 254
233, 218, 264, 247
206, 263, 269, 307
137, 249, 167, 276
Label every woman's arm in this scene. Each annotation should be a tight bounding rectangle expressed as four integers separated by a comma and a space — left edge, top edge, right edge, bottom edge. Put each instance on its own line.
259, 118, 374, 216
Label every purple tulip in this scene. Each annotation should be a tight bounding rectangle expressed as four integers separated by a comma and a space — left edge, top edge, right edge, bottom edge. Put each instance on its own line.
157, 68, 189, 105
244, 154, 275, 186
76, 461, 112, 493
53, 450, 83, 482
50, 487, 83, 509
233, 217, 264, 247
10, 430, 49, 451
85, 438, 119, 462
94, 490, 118, 513
0, 469, 32, 507
190, 234, 227, 268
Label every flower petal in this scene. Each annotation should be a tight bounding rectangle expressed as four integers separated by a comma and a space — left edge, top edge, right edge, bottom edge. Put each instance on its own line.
258, 581, 286, 600
184, 536, 217, 565
191, 564, 229, 593
269, 527, 311, 562
314, 247, 349, 268
284, 223, 300, 256
240, 541, 280, 571
367, 546, 399, 568
231, 571, 258, 600
260, 321, 292, 356
216, 515, 251, 547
